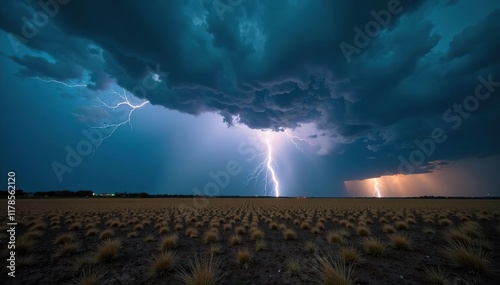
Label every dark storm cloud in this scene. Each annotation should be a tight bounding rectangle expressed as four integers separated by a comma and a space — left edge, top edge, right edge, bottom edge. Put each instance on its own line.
1, 0, 499, 180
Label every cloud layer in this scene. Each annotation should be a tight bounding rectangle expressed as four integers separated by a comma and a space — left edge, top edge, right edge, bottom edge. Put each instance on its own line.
1, 0, 499, 179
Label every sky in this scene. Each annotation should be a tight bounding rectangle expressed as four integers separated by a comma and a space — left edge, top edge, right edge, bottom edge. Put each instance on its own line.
1, 0, 499, 197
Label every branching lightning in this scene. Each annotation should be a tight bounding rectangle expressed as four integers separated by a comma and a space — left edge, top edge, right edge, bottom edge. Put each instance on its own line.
284, 130, 314, 153
89, 88, 149, 154
35, 76, 88, 88
246, 132, 280, 197
34, 76, 149, 155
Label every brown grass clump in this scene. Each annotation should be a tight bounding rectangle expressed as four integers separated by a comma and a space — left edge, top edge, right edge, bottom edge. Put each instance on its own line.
146, 251, 178, 279
144, 235, 155, 243
86, 228, 98, 236
438, 218, 453, 227
56, 241, 81, 257
95, 239, 122, 263
304, 241, 319, 253
159, 226, 169, 234
127, 231, 138, 238
185, 227, 198, 238
382, 224, 395, 234
269, 222, 278, 230
283, 229, 297, 240
361, 237, 386, 257
327, 231, 343, 244
176, 254, 221, 285
307, 253, 355, 285
160, 234, 179, 250
395, 221, 409, 230
235, 248, 252, 269
255, 240, 267, 252
356, 226, 370, 236
389, 233, 412, 250
230, 234, 241, 246
235, 226, 246, 235
209, 243, 222, 256
54, 232, 76, 245
339, 245, 362, 265
422, 266, 449, 285
442, 242, 492, 275
223, 223, 232, 231
69, 222, 82, 230
98, 229, 114, 240
446, 228, 472, 246
251, 229, 264, 240
422, 227, 435, 234
203, 230, 219, 244
74, 267, 105, 285
284, 256, 302, 277
72, 254, 95, 270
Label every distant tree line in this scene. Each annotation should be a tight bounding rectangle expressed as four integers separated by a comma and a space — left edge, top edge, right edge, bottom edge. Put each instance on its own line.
0, 189, 94, 197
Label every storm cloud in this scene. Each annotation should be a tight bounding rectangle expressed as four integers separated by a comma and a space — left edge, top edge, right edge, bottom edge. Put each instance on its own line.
1, 0, 499, 180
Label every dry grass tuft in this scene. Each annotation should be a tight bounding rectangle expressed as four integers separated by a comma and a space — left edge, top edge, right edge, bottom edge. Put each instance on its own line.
283, 228, 297, 240
54, 232, 76, 245
327, 231, 344, 244
235, 248, 252, 269
203, 230, 219, 244
209, 243, 222, 255
356, 226, 370, 236
361, 237, 386, 257
395, 221, 409, 230
86, 228, 98, 236
339, 245, 362, 264
284, 256, 302, 277
95, 239, 122, 263
389, 233, 412, 250
307, 253, 355, 285
251, 229, 264, 240
439, 218, 453, 227
304, 241, 319, 253
98, 229, 114, 240
176, 254, 221, 285
255, 240, 267, 252
74, 267, 105, 285
422, 227, 435, 234
56, 241, 80, 257
230, 234, 241, 246
442, 242, 492, 275
422, 266, 449, 285
160, 234, 179, 250
146, 251, 178, 279
382, 224, 396, 234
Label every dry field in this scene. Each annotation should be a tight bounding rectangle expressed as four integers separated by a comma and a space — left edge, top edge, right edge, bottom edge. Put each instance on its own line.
1, 198, 499, 284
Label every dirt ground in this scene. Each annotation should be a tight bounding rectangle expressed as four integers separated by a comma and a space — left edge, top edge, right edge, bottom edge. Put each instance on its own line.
1, 198, 499, 284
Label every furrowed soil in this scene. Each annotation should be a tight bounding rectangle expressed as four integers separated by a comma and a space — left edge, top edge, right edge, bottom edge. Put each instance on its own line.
1, 198, 499, 284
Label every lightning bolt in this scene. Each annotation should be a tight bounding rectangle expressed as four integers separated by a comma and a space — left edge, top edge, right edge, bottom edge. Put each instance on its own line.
35, 76, 88, 88
284, 130, 314, 153
34, 76, 149, 156
89, 88, 149, 154
246, 132, 280, 197
372, 178, 383, 198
